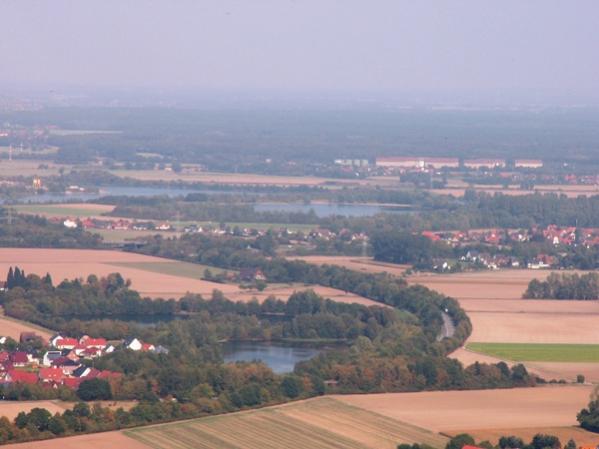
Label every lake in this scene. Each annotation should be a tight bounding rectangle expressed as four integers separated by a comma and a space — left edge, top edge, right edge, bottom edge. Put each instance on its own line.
15, 186, 203, 203
254, 202, 413, 217
222, 342, 321, 374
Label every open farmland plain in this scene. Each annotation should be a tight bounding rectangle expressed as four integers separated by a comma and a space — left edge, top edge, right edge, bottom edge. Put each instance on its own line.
0, 248, 380, 306
125, 397, 447, 449
336, 386, 594, 438
408, 269, 599, 381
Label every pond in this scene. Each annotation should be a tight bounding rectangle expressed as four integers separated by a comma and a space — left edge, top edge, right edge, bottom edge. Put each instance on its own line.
222, 341, 321, 374
254, 202, 413, 217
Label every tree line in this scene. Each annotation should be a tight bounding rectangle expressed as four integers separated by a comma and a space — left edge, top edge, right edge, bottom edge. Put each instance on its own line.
524, 272, 599, 300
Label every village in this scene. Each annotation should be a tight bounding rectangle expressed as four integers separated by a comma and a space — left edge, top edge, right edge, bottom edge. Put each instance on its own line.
0, 331, 167, 390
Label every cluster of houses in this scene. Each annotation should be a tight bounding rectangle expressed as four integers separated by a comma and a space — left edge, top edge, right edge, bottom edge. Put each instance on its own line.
54, 213, 370, 247
421, 225, 599, 272
57, 217, 174, 232
422, 225, 599, 249
375, 156, 544, 171
0, 333, 166, 389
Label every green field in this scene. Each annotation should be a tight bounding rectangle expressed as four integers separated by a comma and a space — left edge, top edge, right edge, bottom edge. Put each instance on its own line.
125, 397, 446, 449
107, 260, 234, 279
14, 203, 112, 218
467, 342, 599, 362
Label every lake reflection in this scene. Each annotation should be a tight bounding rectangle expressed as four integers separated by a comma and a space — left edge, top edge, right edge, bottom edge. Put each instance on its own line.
222, 342, 320, 374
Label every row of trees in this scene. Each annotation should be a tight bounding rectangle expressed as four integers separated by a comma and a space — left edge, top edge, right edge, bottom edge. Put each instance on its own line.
524, 272, 599, 300
437, 432, 571, 449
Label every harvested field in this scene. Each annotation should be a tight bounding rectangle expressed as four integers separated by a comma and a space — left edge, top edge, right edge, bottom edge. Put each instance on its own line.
465, 312, 599, 344
335, 385, 593, 432
0, 400, 137, 421
431, 184, 599, 198
0, 312, 53, 340
467, 343, 599, 362
0, 400, 70, 420
6, 431, 151, 449
0, 160, 70, 177
409, 269, 599, 380
126, 397, 447, 449
0, 248, 379, 306
291, 256, 409, 276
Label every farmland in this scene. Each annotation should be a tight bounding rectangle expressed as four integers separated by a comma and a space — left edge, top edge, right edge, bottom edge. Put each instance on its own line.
0, 311, 53, 340
125, 397, 447, 449
6, 431, 151, 449
14, 202, 115, 218
467, 343, 599, 363
0, 400, 137, 421
0, 248, 380, 306
290, 255, 409, 276
335, 386, 593, 433
407, 268, 599, 381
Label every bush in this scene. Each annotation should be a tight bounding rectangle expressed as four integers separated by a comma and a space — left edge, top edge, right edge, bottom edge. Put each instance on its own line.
446, 433, 475, 449
77, 378, 112, 401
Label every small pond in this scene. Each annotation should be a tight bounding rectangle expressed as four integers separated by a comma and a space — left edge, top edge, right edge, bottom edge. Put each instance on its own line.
222, 341, 322, 374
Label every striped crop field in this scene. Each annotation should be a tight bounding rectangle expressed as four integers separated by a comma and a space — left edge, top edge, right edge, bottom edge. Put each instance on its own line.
125, 397, 447, 449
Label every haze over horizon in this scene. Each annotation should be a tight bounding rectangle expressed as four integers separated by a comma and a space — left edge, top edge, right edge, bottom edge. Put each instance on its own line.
1, 1, 599, 106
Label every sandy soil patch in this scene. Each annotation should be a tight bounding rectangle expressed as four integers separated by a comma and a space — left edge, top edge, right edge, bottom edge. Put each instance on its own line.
335, 386, 593, 432
6, 431, 151, 449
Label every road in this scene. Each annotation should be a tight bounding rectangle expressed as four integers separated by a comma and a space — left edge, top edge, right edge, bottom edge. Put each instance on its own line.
437, 311, 456, 341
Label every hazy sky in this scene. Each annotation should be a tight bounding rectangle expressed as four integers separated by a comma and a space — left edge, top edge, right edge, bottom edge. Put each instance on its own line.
2, 1, 599, 99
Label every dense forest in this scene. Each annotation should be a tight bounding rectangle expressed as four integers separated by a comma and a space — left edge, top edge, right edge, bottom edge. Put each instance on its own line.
524, 272, 599, 300
3, 107, 599, 167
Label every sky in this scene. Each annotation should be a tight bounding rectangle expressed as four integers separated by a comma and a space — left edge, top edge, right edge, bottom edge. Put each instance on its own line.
1, 1, 599, 103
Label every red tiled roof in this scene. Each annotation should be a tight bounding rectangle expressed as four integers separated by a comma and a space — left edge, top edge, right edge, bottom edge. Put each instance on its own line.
62, 377, 83, 389
10, 352, 28, 364
39, 367, 65, 381
7, 369, 37, 384
82, 338, 107, 347
55, 338, 78, 347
